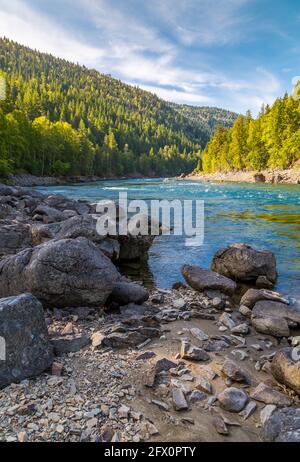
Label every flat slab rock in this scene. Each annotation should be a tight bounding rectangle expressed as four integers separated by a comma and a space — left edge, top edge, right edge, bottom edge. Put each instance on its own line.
250, 382, 292, 407
0, 294, 53, 389
51, 334, 91, 356
240, 288, 289, 309
252, 300, 300, 325
182, 265, 237, 295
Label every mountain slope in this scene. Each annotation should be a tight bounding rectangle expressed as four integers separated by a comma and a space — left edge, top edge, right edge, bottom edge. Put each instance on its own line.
0, 37, 236, 178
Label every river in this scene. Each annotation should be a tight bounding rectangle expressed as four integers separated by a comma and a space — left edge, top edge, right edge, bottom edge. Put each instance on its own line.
36, 178, 300, 307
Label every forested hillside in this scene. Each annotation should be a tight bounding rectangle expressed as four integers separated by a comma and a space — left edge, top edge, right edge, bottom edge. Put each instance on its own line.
0, 38, 236, 179
170, 104, 238, 139
197, 92, 300, 173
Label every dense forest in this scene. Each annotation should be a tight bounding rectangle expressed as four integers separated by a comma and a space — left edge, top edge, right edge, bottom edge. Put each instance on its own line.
0, 38, 236, 179
197, 91, 300, 173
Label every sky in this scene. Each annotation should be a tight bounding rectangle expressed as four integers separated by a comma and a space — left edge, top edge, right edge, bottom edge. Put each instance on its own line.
0, 0, 299, 115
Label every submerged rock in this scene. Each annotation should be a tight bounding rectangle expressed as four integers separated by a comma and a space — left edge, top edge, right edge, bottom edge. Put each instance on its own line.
0, 294, 53, 389
211, 244, 277, 283
182, 265, 237, 295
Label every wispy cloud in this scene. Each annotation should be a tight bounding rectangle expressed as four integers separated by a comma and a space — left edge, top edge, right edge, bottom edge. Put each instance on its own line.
0, 0, 109, 66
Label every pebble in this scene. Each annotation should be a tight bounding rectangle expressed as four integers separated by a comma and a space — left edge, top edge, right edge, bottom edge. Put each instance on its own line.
18, 431, 28, 442
213, 416, 229, 435
218, 387, 249, 413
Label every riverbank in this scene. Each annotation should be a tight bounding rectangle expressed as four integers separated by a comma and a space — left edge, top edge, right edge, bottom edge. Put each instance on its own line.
0, 183, 299, 443
185, 168, 300, 185
3, 173, 147, 188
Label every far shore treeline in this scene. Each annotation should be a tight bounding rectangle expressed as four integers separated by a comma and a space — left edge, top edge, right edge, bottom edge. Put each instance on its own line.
0, 38, 236, 179
197, 90, 300, 174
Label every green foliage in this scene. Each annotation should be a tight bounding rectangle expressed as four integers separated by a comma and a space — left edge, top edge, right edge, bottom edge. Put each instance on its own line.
0, 38, 237, 178
199, 92, 300, 173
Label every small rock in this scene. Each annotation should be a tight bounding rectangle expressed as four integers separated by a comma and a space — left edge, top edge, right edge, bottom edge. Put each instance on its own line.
189, 390, 207, 403
212, 297, 225, 310
51, 362, 64, 376
220, 313, 236, 330
91, 331, 104, 348
260, 405, 277, 425
239, 401, 257, 420
62, 322, 74, 335
190, 327, 209, 341
118, 405, 130, 419
18, 432, 28, 443
213, 416, 229, 435
180, 341, 210, 362
196, 377, 213, 394
151, 400, 169, 411
231, 323, 249, 335
239, 305, 252, 318
136, 351, 156, 360
256, 276, 274, 289
172, 388, 188, 411
218, 387, 248, 413
250, 383, 292, 407
173, 299, 186, 309
221, 359, 249, 383
231, 350, 249, 361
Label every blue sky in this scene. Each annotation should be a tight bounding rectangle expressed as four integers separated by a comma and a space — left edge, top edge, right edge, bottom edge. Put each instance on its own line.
0, 0, 299, 114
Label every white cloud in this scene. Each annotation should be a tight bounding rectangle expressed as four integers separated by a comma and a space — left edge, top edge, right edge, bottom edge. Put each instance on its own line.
137, 84, 213, 105
0, 0, 106, 65
152, 0, 252, 46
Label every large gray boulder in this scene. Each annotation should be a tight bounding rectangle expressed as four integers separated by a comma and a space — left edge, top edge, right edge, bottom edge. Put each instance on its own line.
0, 223, 33, 258
211, 244, 277, 283
0, 294, 53, 389
182, 265, 237, 295
262, 408, 300, 442
271, 348, 300, 396
43, 194, 91, 215
0, 237, 120, 308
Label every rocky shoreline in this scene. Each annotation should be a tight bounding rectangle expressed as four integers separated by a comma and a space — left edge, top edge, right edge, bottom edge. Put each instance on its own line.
183, 167, 300, 185
5, 173, 148, 188
0, 183, 299, 443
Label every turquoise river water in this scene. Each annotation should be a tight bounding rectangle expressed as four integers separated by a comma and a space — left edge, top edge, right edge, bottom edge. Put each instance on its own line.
37, 179, 300, 307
